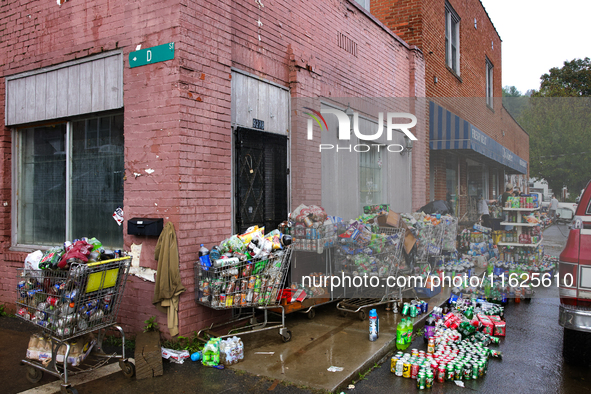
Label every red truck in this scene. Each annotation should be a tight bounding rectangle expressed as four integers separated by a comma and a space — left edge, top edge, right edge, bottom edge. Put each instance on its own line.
559, 180, 591, 364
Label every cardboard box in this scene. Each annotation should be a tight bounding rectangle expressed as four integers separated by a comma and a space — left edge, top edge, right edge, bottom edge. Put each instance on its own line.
493, 321, 506, 337
478, 315, 494, 335
377, 212, 416, 254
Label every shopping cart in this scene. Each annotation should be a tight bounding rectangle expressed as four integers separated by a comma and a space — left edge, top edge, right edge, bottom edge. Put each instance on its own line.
16, 257, 133, 394
289, 222, 340, 319
335, 227, 411, 320
441, 217, 459, 252
195, 246, 293, 342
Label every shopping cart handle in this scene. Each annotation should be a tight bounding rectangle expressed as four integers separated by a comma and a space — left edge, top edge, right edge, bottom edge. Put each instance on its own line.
86, 256, 131, 267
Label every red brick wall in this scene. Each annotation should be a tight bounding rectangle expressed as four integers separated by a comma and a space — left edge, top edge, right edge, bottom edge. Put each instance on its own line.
1, 0, 426, 336
371, 0, 529, 210
0, 0, 186, 335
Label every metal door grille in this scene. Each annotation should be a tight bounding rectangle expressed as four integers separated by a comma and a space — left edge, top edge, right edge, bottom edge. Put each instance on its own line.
235, 128, 288, 233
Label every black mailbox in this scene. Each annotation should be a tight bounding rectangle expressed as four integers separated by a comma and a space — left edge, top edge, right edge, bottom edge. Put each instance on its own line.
127, 218, 164, 236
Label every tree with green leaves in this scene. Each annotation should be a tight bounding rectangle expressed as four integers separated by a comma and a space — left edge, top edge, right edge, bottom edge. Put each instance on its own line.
502, 85, 529, 119
533, 57, 591, 97
517, 58, 591, 195
520, 97, 591, 195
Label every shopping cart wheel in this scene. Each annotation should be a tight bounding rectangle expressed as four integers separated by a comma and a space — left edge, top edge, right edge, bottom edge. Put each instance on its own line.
119, 360, 135, 378
281, 330, 292, 343
25, 366, 43, 384
60, 385, 78, 394
358, 310, 367, 321
307, 309, 316, 320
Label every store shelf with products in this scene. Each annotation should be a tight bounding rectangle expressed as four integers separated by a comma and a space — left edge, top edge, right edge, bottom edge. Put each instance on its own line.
497, 240, 543, 248
499, 222, 538, 227
499, 196, 544, 264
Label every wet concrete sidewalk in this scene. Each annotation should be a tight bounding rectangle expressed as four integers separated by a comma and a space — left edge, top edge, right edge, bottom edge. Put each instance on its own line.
1, 290, 449, 394
229, 289, 450, 393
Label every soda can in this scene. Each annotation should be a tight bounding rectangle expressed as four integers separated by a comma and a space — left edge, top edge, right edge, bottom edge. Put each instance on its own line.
395, 359, 404, 377
437, 365, 446, 383
471, 362, 478, 379
410, 304, 418, 318
411, 363, 420, 379
402, 361, 411, 378
391, 356, 398, 373
446, 363, 455, 381
454, 363, 463, 380
477, 360, 484, 377
416, 372, 426, 389
422, 301, 429, 314
401, 303, 410, 316
425, 371, 434, 389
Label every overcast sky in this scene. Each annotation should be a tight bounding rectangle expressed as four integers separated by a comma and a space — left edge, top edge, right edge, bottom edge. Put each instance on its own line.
480, 0, 590, 95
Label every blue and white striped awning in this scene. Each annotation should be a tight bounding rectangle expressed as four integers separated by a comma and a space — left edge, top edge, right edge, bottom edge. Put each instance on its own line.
429, 101, 527, 174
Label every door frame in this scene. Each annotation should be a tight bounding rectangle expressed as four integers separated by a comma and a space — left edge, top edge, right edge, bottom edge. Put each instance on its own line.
231, 126, 291, 234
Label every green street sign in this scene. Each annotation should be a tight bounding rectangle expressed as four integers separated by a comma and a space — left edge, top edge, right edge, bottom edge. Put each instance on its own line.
129, 42, 175, 68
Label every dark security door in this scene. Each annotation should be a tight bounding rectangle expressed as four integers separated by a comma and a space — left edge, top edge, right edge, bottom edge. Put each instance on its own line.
235, 127, 288, 234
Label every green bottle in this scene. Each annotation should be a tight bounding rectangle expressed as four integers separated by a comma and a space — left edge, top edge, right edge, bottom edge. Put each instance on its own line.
396, 320, 405, 350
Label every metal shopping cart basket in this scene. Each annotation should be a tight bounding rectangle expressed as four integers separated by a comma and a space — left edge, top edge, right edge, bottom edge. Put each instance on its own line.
195, 245, 293, 343
335, 227, 412, 320
16, 257, 133, 394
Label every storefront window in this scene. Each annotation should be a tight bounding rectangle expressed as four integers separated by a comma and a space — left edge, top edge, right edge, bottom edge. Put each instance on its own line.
18, 124, 67, 246
16, 114, 124, 248
359, 146, 382, 209
491, 170, 498, 200
445, 156, 458, 214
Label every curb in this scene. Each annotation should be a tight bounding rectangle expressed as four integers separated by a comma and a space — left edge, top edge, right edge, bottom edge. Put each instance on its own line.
331, 292, 450, 393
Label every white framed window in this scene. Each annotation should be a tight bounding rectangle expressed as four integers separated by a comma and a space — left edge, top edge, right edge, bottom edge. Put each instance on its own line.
359, 145, 383, 209
445, 2, 460, 75
486, 57, 494, 108
14, 113, 124, 249
353, 0, 370, 11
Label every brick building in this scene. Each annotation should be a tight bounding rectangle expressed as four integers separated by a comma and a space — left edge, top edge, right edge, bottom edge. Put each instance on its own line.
371, 0, 529, 219
0, 0, 426, 335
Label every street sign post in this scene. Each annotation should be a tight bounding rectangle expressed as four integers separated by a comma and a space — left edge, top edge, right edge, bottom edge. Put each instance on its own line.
129, 43, 175, 68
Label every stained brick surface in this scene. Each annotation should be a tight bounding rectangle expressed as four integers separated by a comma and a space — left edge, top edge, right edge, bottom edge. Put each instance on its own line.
0, 0, 425, 336
371, 0, 529, 208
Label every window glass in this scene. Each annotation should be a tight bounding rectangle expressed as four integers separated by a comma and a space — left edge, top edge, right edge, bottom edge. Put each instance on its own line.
445, 156, 458, 215
486, 58, 494, 107
16, 114, 124, 248
445, 3, 460, 74
18, 124, 67, 246
360, 146, 382, 210
72, 115, 124, 248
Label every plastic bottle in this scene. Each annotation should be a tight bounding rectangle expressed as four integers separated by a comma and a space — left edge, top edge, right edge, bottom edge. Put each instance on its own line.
396, 319, 405, 350
199, 244, 209, 257
403, 318, 413, 349
199, 244, 210, 270
369, 309, 379, 341
423, 314, 436, 343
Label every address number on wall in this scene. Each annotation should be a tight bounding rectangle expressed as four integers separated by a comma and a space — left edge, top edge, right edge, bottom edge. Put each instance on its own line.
252, 119, 265, 130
